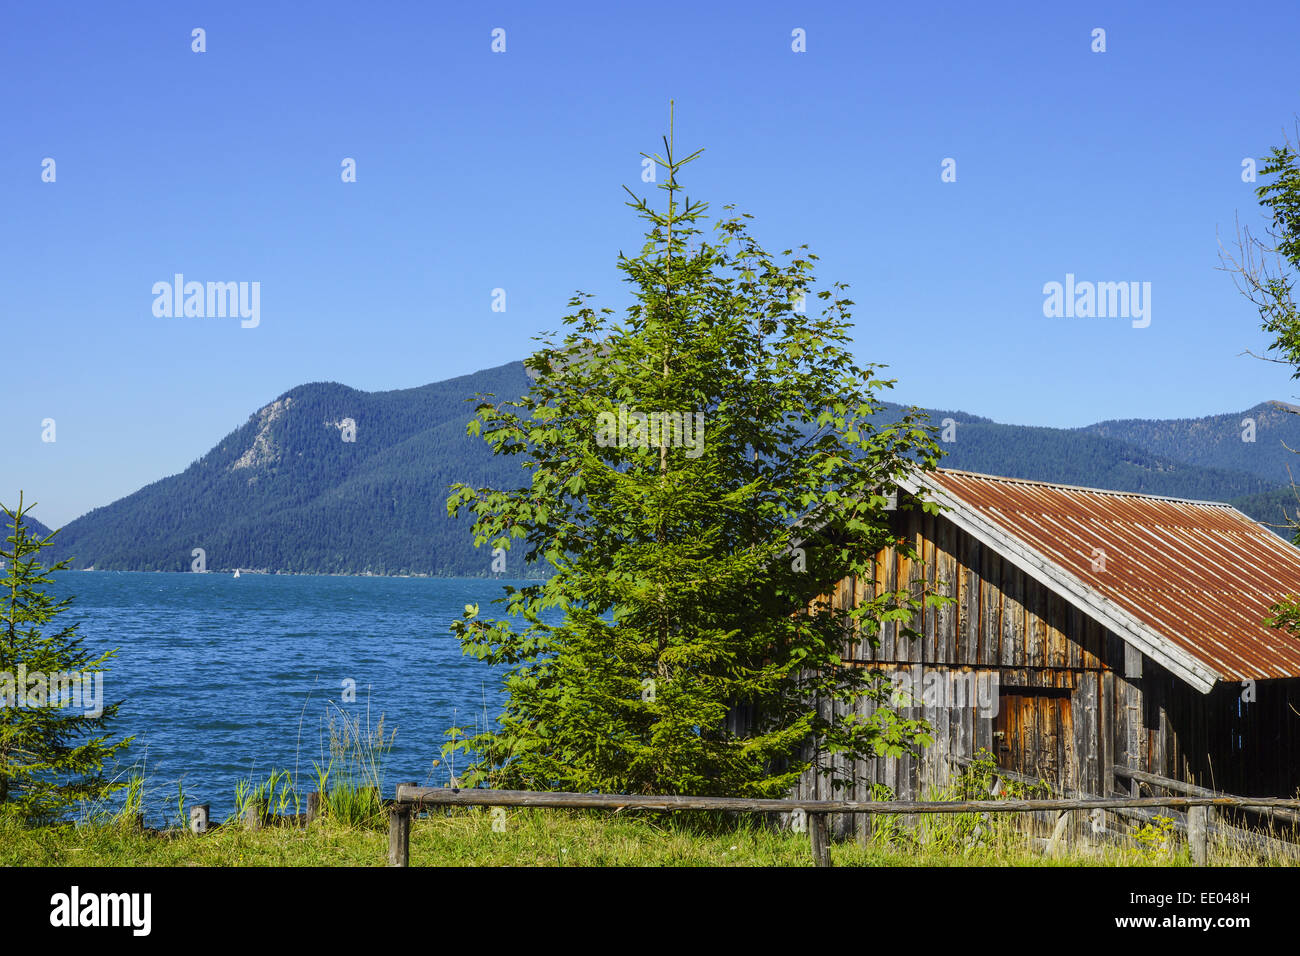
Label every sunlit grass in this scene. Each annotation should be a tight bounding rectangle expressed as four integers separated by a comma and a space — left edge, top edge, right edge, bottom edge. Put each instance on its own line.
2, 806, 1293, 867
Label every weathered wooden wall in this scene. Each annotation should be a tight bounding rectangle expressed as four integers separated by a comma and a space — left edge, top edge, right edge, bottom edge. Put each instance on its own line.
1128, 668, 1300, 797
794, 496, 1300, 837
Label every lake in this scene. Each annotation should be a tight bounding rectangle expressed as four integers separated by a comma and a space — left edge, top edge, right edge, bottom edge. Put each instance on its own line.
45, 572, 532, 825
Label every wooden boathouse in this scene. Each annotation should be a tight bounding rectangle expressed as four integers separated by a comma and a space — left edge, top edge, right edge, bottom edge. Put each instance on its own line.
796, 469, 1300, 834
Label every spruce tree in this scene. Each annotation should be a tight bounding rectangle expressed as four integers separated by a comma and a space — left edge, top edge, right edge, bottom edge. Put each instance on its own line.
445, 120, 943, 797
0, 493, 132, 823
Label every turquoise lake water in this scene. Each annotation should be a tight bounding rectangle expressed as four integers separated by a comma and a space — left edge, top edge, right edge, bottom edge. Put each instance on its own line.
44, 572, 532, 824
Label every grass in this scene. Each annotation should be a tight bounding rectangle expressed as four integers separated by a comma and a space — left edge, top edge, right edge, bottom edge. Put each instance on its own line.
10, 728, 1297, 867
77, 698, 397, 832
2, 804, 1295, 867
309, 704, 392, 827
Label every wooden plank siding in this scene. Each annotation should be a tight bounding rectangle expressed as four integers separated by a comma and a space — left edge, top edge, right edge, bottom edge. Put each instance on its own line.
795, 498, 1300, 808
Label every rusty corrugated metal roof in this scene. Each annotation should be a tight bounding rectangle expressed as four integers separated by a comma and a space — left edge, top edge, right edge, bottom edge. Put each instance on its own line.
913, 468, 1300, 685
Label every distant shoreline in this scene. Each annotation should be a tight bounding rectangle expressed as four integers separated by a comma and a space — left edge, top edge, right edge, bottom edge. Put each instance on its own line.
59, 568, 551, 580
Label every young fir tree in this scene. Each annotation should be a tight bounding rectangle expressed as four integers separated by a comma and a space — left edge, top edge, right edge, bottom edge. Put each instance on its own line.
445, 123, 944, 797
0, 493, 132, 823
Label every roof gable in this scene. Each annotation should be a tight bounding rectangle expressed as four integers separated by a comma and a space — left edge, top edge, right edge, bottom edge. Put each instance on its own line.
898, 469, 1300, 693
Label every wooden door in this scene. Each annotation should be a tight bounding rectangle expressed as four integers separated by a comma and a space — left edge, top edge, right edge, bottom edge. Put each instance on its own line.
993, 686, 1073, 790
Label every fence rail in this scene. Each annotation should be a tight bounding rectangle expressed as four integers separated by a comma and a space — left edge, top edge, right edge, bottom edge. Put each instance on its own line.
387, 782, 1300, 867
1114, 765, 1300, 826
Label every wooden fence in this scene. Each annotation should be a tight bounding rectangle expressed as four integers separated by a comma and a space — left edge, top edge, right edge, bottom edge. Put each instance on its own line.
1114, 766, 1300, 861
386, 781, 1300, 867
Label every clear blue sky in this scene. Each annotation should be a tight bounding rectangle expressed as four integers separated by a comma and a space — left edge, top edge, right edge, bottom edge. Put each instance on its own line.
4, 0, 1300, 526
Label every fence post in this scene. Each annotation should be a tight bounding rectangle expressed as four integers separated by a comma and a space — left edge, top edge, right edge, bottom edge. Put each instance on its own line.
306, 791, 322, 826
1088, 807, 1105, 847
244, 799, 264, 830
386, 783, 417, 867
189, 804, 210, 835
1046, 809, 1071, 856
1188, 805, 1209, 865
388, 804, 412, 867
809, 812, 832, 867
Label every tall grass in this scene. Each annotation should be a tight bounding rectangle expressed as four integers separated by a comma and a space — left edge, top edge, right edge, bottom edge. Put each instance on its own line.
231, 769, 298, 825
71, 758, 148, 830
221, 698, 394, 829
859, 749, 1053, 856
118, 772, 145, 829
310, 702, 394, 827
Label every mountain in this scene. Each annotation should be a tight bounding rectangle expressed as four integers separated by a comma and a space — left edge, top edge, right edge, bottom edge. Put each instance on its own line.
41, 360, 1300, 575
927, 415, 1276, 503
6, 514, 53, 541
1078, 401, 1300, 486
47, 362, 536, 576
1071, 401, 1300, 531
0, 513, 54, 575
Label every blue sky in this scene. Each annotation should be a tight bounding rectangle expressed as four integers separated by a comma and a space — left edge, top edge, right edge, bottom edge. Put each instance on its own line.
4, 0, 1300, 526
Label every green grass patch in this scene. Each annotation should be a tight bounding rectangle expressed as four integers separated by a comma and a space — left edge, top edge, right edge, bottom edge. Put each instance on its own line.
2, 807, 1290, 867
